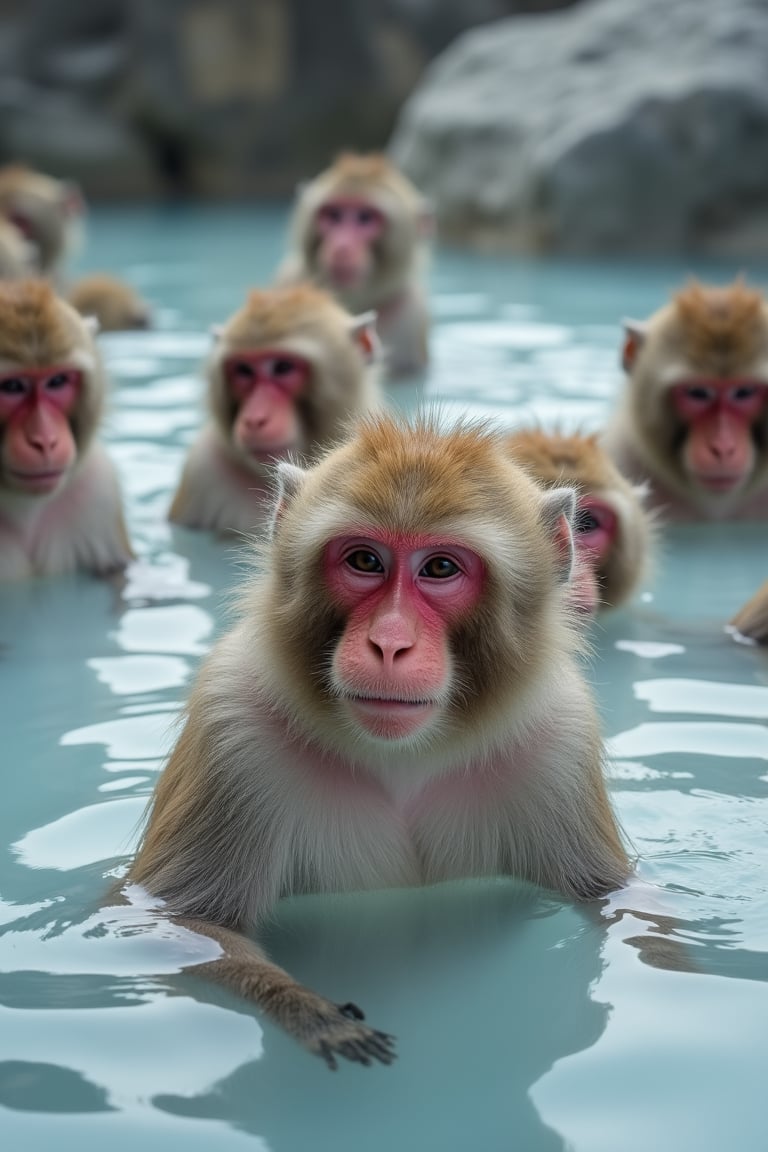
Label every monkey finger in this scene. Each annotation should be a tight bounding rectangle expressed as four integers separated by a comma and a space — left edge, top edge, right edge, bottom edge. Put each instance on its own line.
338, 1001, 365, 1020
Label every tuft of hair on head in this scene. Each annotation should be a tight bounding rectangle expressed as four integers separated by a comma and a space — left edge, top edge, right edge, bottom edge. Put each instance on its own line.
673, 277, 767, 369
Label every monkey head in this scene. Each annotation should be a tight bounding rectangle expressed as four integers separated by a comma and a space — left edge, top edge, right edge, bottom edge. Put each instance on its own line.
69, 274, 151, 332
0, 164, 84, 275
621, 281, 768, 509
207, 284, 379, 475
507, 428, 650, 614
0, 280, 105, 497
257, 415, 577, 761
294, 153, 431, 309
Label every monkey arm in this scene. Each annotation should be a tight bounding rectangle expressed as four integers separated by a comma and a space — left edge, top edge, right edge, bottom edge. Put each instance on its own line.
729, 580, 768, 644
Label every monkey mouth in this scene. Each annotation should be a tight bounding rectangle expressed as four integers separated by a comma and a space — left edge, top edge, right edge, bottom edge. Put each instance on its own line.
8, 468, 66, 494
344, 694, 437, 740
695, 474, 744, 493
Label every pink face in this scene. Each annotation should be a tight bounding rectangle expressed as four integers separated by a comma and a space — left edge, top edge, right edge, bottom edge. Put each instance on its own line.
325, 532, 485, 742
568, 498, 618, 615
314, 198, 386, 289
671, 379, 768, 493
0, 366, 81, 493
224, 350, 310, 460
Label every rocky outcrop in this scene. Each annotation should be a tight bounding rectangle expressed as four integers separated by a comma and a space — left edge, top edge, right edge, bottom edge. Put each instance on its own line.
0, 0, 576, 201
390, 0, 768, 255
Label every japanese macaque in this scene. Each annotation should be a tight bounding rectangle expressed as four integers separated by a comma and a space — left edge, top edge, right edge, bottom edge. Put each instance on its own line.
0, 164, 83, 277
126, 414, 630, 1068
0, 219, 34, 279
506, 428, 651, 615
169, 283, 381, 536
729, 581, 768, 644
277, 152, 431, 377
603, 280, 768, 519
68, 274, 152, 332
0, 279, 132, 581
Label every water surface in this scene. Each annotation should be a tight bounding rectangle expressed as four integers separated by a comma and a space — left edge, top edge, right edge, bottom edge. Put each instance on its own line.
1, 207, 767, 1151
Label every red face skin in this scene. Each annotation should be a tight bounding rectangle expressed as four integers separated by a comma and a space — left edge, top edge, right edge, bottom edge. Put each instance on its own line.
671, 379, 768, 493
0, 366, 81, 494
314, 198, 386, 290
325, 532, 485, 742
569, 498, 618, 614
225, 351, 310, 461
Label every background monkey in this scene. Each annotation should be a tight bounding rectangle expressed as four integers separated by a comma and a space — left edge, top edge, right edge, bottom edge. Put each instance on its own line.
68, 273, 152, 332
0, 164, 83, 278
278, 152, 431, 377
0, 218, 34, 280
126, 413, 630, 1069
604, 280, 768, 519
169, 283, 380, 536
0, 279, 132, 581
506, 428, 651, 614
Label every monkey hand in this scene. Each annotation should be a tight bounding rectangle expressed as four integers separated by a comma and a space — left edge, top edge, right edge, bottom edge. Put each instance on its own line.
267, 987, 397, 1070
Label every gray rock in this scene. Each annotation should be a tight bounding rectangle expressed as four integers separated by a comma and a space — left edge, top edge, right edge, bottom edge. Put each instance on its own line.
390, 0, 768, 253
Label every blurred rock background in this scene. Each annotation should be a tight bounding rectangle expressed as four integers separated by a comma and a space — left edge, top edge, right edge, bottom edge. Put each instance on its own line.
1, 0, 767, 255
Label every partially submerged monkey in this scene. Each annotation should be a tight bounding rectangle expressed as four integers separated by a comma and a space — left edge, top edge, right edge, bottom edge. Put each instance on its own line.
278, 152, 432, 377
604, 280, 768, 520
124, 414, 630, 1069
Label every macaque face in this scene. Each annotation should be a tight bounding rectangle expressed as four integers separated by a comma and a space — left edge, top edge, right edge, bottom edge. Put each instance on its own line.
0, 366, 81, 494
324, 531, 485, 743
224, 350, 310, 461
314, 198, 387, 289
570, 498, 618, 614
670, 378, 768, 493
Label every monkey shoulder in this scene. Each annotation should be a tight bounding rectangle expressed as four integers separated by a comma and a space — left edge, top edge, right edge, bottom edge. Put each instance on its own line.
169, 425, 272, 535
377, 283, 429, 377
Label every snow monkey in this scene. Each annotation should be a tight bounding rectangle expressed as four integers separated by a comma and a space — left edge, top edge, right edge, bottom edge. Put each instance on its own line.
0, 218, 34, 280
0, 280, 132, 581
278, 152, 432, 377
506, 428, 651, 615
126, 414, 630, 1069
0, 164, 84, 277
68, 274, 152, 332
604, 280, 768, 519
729, 580, 768, 644
169, 283, 381, 536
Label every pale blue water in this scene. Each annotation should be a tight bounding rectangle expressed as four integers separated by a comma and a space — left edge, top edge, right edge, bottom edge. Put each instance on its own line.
1, 207, 767, 1151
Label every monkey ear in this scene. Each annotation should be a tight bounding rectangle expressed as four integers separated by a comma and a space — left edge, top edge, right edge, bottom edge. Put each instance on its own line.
349, 311, 382, 364
539, 486, 576, 584
270, 461, 309, 538
83, 315, 100, 336
621, 318, 648, 373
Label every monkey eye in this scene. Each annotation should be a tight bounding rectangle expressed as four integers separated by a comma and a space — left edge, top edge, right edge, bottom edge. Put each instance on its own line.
420, 556, 460, 579
574, 507, 602, 534
685, 385, 716, 403
319, 205, 343, 225
232, 361, 254, 379
345, 549, 385, 574
0, 376, 28, 394
45, 372, 71, 390
731, 384, 758, 402
271, 358, 297, 377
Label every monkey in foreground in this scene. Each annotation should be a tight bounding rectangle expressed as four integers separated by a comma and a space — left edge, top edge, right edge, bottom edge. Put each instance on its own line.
0, 280, 133, 581
277, 152, 431, 377
0, 164, 83, 278
506, 428, 651, 614
169, 283, 381, 536
729, 581, 768, 644
68, 274, 152, 332
126, 413, 631, 1069
603, 280, 768, 520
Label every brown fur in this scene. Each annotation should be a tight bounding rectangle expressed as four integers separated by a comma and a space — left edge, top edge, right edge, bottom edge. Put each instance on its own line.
604, 279, 768, 518
128, 413, 629, 1067
69, 274, 151, 332
507, 428, 650, 609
